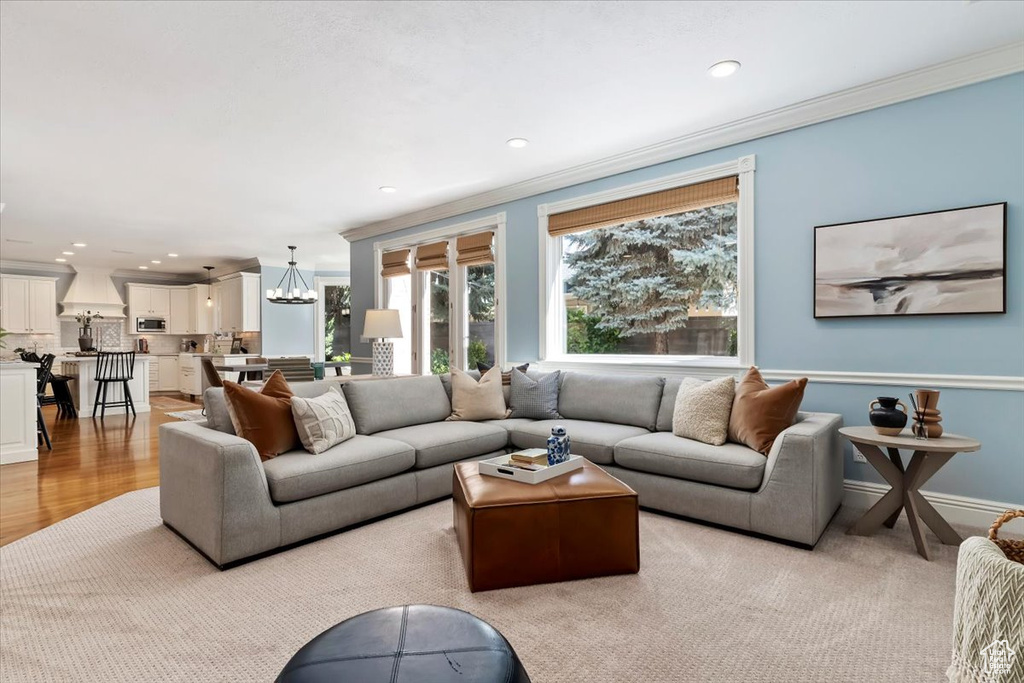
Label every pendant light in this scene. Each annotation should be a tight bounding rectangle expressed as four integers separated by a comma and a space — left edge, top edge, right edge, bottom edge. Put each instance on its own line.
203, 266, 214, 307
266, 246, 317, 304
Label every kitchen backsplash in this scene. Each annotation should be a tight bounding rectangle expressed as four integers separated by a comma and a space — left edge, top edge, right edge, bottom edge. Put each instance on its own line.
3, 319, 260, 356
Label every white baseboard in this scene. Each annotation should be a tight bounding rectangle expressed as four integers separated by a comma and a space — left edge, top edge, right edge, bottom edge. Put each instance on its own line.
843, 479, 1024, 535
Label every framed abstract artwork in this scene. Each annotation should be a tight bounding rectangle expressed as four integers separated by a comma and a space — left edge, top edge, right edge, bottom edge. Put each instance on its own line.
814, 202, 1006, 319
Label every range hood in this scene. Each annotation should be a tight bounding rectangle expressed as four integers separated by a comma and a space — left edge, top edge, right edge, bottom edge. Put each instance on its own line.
59, 267, 126, 319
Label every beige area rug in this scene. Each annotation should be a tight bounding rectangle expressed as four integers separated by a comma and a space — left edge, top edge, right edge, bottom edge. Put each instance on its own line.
149, 396, 202, 412
1, 489, 967, 682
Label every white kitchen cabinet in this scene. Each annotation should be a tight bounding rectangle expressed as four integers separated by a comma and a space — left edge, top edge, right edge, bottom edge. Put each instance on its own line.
158, 355, 179, 391
128, 284, 171, 321
0, 275, 57, 334
178, 354, 202, 398
213, 273, 260, 333
169, 288, 189, 334
188, 285, 213, 335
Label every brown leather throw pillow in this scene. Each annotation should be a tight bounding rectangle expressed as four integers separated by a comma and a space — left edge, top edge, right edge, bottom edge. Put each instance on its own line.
223, 370, 301, 460
727, 367, 807, 455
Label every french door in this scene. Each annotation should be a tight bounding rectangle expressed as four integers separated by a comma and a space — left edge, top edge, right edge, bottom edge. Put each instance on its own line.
378, 226, 501, 376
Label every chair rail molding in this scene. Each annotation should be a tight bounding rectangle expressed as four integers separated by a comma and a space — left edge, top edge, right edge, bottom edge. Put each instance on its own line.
340, 42, 1023, 243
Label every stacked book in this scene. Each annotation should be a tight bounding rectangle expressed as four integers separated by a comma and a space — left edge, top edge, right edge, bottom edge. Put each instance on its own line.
504, 448, 548, 471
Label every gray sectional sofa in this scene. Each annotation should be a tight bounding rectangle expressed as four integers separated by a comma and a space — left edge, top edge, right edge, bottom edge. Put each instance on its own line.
159, 372, 843, 568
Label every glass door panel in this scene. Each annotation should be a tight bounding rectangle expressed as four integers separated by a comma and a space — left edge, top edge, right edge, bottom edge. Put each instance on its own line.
465, 263, 495, 369
386, 274, 413, 375
426, 270, 450, 374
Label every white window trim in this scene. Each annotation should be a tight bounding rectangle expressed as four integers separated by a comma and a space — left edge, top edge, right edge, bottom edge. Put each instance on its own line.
373, 212, 507, 373
537, 155, 755, 371
313, 276, 351, 363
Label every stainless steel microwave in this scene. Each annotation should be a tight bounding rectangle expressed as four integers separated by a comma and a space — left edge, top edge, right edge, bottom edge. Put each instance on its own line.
136, 317, 166, 333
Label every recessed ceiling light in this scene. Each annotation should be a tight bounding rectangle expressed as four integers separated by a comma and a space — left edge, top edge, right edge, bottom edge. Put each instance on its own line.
138, 265, 148, 270
379, 186, 397, 193
506, 138, 529, 148
55, 258, 67, 263
708, 60, 741, 78
151, 260, 161, 264
62, 251, 75, 255
73, 242, 87, 247
167, 253, 178, 257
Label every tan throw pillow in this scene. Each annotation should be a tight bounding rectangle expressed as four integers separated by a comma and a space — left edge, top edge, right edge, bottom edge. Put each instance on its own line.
223, 370, 301, 460
448, 366, 509, 421
728, 367, 808, 455
672, 376, 735, 446
290, 388, 357, 454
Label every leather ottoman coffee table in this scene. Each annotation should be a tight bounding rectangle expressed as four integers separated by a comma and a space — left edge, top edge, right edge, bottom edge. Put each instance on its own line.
453, 460, 639, 592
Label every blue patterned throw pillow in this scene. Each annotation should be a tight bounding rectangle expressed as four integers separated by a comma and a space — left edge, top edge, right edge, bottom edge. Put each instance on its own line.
509, 369, 561, 419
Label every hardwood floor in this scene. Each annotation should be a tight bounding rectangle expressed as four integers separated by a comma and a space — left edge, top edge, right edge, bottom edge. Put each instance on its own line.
0, 404, 181, 546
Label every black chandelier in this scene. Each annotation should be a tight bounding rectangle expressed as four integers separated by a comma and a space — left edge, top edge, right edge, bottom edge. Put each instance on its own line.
266, 246, 317, 304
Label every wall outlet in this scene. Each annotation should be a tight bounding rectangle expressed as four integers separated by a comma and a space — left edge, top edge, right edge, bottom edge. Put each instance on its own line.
852, 449, 867, 464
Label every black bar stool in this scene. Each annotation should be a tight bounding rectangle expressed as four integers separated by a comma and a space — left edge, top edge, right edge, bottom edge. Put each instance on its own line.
35, 354, 54, 450
93, 351, 136, 419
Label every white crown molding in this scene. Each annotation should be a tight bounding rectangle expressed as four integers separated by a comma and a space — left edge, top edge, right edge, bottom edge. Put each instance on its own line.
533, 360, 1024, 392
340, 41, 1024, 243
843, 480, 1023, 534
0, 259, 73, 275
112, 269, 197, 284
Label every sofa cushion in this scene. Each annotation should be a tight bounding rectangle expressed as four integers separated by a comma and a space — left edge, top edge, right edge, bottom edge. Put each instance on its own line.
672, 376, 735, 446
558, 373, 664, 430
510, 419, 648, 465
728, 367, 808, 455
290, 388, 357, 454
342, 375, 452, 434
374, 421, 509, 469
482, 418, 535, 435
614, 432, 765, 490
262, 435, 415, 503
656, 377, 684, 432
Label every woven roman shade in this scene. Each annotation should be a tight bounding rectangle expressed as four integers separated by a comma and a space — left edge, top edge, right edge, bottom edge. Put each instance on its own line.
381, 249, 410, 278
415, 241, 449, 271
456, 231, 494, 266
548, 175, 739, 237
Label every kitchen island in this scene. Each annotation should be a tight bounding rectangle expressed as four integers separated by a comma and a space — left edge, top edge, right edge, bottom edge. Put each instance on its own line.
0, 361, 40, 464
59, 355, 151, 418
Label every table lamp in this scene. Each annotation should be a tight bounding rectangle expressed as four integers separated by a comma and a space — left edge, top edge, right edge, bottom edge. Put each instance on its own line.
363, 309, 403, 376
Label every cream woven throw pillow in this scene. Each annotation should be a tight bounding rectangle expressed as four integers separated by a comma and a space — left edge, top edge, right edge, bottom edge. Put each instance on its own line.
289, 388, 357, 454
672, 376, 736, 446
448, 366, 510, 421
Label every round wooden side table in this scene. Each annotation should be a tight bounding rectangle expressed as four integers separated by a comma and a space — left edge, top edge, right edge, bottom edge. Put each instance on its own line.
840, 426, 981, 560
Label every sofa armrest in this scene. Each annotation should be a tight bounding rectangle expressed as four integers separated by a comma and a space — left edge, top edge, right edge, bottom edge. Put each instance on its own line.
159, 422, 281, 566
749, 411, 844, 546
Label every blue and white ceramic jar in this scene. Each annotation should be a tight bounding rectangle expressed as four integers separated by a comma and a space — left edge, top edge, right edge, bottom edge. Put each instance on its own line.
547, 425, 571, 466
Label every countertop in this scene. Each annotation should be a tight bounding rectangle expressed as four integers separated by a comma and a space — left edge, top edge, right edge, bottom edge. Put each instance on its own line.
58, 355, 152, 363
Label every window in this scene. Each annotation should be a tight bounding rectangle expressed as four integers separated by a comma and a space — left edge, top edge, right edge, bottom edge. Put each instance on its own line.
385, 273, 414, 375
315, 278, 352, 363
540, 157, 754, 367
375, 214, 506, 375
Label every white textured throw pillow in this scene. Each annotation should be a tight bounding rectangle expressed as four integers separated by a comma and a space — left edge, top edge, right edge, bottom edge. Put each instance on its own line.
290, 388, 357, 454
672, 376, 736, 446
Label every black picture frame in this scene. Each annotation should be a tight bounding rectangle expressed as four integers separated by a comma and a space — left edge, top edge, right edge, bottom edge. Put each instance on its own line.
813, 202, 1007, 319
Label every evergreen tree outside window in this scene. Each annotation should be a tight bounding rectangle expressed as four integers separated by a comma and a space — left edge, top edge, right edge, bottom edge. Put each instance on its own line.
563, 202, 738, 357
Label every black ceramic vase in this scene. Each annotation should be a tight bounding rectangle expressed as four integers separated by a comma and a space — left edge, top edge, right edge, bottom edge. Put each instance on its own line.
868, 397, 908, 436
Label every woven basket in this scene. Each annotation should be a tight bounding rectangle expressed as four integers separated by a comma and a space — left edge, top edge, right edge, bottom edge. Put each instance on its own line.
988, 509, 1024, 564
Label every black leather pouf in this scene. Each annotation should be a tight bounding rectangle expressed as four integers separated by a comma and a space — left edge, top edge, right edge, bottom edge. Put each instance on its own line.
277, 605, 532, 683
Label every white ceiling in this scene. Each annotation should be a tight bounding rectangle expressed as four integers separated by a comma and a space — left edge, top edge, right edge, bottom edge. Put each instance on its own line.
1, 1, 1022, 276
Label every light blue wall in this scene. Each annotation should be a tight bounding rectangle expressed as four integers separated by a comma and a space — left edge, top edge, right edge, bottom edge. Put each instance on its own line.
351, 74, 1024, 503
261, 265, 316, 357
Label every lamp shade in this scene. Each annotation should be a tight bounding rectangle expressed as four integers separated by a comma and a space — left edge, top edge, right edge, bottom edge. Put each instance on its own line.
362, 309, 403, 339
